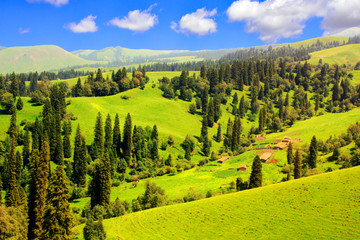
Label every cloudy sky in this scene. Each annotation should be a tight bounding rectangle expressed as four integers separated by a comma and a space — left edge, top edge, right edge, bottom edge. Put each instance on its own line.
1, 0, 360, 51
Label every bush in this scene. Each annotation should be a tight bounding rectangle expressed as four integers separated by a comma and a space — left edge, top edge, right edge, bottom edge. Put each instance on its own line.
83, 217, 106, 240
189, 103, 196, 114
70, 187, 87, 200
183, 188, 203, 202
160, 141, 168, 150
121, 95, 130, 100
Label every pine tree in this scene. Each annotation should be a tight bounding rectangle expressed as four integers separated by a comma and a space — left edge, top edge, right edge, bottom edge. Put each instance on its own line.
216, 123, 222, 142
249, 155, 262, 188
150, 140, 159, 162
200, 115, 208, 142
54, 111, 64, 165
287, 142, 294, 165
104, 114, 112, 151
201, 88, 209, 114
151, 125, 158, 141
28, 141, 49, 240
73, 125, 87, 187
41, 166, 73, 240
232, 93, 239, 105
23, 129, 30, 168
258, 107, 265, 133
90, 154, 111, 208
112, 113, 121, 157
10, 72, 19, 98
308, 135, 318, 169
94, 112, 104, 157
5, 135, 21, 207
294, 150, 302, 179
8, 109, 17, 139
15, 151, 22, 180
223, 118, 233, 148
207, 98, 215, 127
202, 137, 211, 157
231, 116, 242, 152
122, 113, 133, 165
63, 133, 71, 159
16, 97, 23, 111
239, 96, 246, 118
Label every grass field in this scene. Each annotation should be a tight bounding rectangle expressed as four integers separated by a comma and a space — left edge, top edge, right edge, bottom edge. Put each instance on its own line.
308, 44, 360, 66
73, 166, 360, 240
278, 36, 349, 49
0, 45, 104, 74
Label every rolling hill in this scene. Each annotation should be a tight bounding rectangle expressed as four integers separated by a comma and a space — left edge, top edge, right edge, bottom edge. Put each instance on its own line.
0, 45, 102, 74
308, 44, 360, 66
73, 166, 360, 240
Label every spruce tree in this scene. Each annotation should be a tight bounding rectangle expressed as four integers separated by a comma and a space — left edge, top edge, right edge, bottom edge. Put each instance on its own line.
8, 109, 17, 139
16, 97, 23, 111
94, 112, 104, 157
213, 93, 222, 123
54, 111, 64, 165
231, 116, 242, 152
28, 142, 49, 240
216, 123, 222, 142
287, 142, 294, 165
104, 114, 112, 151
200, 115, 208, 142
249, 155, 262, 189
232, 93, 239, 105
73, 125, 87, 187
23, 129, 30, 167
294, 150, 302, 179
151, 125, 158, 141
112, 113, 121, 157
122, 113, 133, 165
239, 96, 246, 118
202, 137, 211, 157
10, 72, 19, 98
90, 154, 111, 208
150, 140, 159, 162
63, 133, 71, 159
41, 166, 73, 240
224, 118, 233, 149
207, 98, 215, 127
5, 136, 21, 207
308, 135, 318, 169
201, 88, 209, 114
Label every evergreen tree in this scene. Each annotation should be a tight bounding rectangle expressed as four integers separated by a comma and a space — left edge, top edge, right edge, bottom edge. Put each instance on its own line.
41, 166, 73, 240
5, 136, 21, 207
94, 112, 104, 157
224, 118, 233, 149
63, 133, 71, 159
207, 98, 215, 127
249, 155, 262, 188
232, 93, 239, 105
332, 147, 340, 162
238, 96, 246, 118
90, 154, 111, 208
151, 125, 159, 141
150, 140, 159, 162
28, 142, 49, 240
294, 150, 302, 179
10, 72, 19, 98
200, 65, 206, 79
287, 142, 294, 165
231, 116, 242, 152
200, 115, 208, 142
95, 68, 103, 82
182, 135, 195, 160
8, 109, 17, 139
258, 107, 265, 133
73, 125, 87, 187
15, 151, 22, 181
72, 78, 83, 97
104, 114, 112, 151
54, 111, 64, 165
16, 97, 23, 111
216, 123, 222, 142
112, 113, 121, 157
122, 113, 133, 165
202, 137, 211, 157
23, 129, 31, 166
308, 135, 318, 169
83, 217, 106, 240
201, 88, 209, 114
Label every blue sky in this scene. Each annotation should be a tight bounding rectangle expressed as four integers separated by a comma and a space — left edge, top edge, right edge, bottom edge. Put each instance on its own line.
0, 0, 359, 51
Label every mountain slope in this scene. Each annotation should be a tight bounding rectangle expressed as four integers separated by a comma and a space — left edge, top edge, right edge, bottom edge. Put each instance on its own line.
74, 166, 360, 240
332, 27, 360, 37
280, 36, 349, 49
0, 45, 100, 74
308, 44, 360, 66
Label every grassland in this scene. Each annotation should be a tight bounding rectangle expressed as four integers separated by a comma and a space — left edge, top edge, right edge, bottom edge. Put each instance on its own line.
0, 45, 104, 74
279, 36, 349, 49
308, 44, 360, 66
73, 166, 360, 240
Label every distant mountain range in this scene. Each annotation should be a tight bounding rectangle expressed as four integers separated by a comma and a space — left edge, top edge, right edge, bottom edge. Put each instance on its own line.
0, 30, 359, 74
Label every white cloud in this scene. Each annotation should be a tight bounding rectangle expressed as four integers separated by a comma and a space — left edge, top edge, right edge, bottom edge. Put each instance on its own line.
65, 15, 98, 33
27, 0, 69, 7
226, 0, 360, 42
171, 8, 217, 36
108, 4, 158, 32
19, 27, 30, 34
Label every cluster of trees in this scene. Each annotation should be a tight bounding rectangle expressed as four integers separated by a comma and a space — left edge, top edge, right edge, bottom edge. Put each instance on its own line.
71, 68, 148, 97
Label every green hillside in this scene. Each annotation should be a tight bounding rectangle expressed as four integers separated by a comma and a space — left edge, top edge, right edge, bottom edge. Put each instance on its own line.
308, 44, 360, 66
280, 36, 349, 49
74, 166, 360, 240
0, 45, 103, 74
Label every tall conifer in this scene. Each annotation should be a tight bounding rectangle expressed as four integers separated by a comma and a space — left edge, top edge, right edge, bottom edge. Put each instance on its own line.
112, 113, 121, 157
104, 114, 112, 151
249, 155, 262, 188
122, 113, 132, 164
94, 112, 104, 157
294, 150, 302, 179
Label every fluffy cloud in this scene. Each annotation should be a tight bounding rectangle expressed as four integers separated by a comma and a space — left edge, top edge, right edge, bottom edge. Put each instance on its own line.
226, 0, 360, 42
171, 8, 217, 36
19, 28, 30, 34
65, 15, 98, 33
108, 5, 158, 32
27, 0, 69, 7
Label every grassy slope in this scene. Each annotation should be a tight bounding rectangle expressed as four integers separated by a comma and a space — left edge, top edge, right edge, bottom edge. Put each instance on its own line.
74, 166, 360, 240
279, 36, 349, 49
0, 45, 103, 74
308, 44, 360, 66
348, 70, 360, 85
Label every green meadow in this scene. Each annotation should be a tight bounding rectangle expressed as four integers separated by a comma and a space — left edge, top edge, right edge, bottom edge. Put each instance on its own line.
308, 44, 360, 66
73, 166, 360, 240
